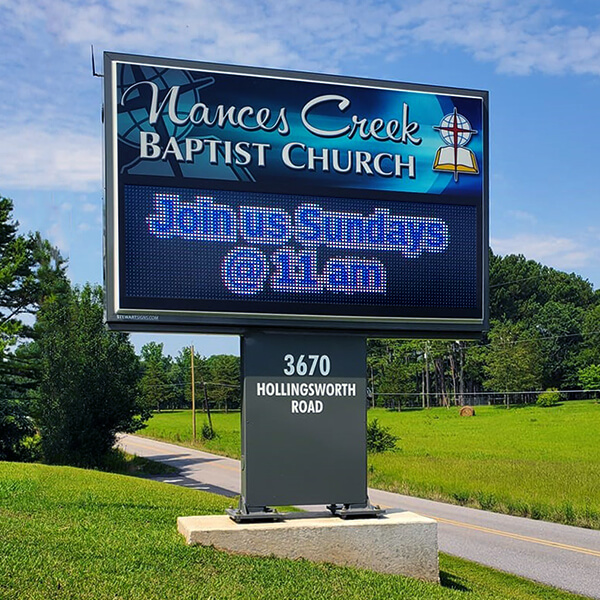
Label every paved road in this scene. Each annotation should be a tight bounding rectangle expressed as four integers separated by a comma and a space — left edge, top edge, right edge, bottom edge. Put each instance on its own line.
119, 434, 600, 599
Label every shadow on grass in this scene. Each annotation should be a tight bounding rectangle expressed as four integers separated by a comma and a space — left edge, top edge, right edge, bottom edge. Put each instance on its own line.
440, 570, 471, 592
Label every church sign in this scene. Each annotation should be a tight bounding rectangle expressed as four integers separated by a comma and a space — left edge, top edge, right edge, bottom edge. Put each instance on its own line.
104, 52, 488, 336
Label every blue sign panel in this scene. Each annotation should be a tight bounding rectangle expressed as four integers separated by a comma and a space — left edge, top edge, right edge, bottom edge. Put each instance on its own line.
104, 53, 488, 335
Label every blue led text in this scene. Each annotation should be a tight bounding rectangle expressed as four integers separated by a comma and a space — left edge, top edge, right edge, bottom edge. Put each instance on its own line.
239, 206, 292, 244
325, 257, 386, 293
271, 249, 323, 292
295, 204, 447, 257
221, 247, 269, 295
147, 194, 236, 241
146, 193, 449, 296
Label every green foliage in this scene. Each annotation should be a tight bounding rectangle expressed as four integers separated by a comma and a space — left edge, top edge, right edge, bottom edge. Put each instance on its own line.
578, 364, 600, 390
489, 251, 594, 322
34, 284, 146, 468
484, 321, 542, 394
201, 421, 217, 440
101, 448, 179, 476
526, 301, 583, 389
0, 196, 66, 461
367, 339, 422, 406
139, 342, 176, 411
576, 304, 600, 366
169, 346, 208, 408
0, 463, 584, 600
205, 353, 240, 410
0, 198, 65, 356
0, 197, 38, 355
365, 252, 600, 404
0, 396, 36, 460
536, 389, 561, 407
366, 418, 398, 453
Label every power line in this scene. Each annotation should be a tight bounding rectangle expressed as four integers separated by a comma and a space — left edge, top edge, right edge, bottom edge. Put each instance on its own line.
489, 274, 546, 289
372, 388, 600, 397
145, 380, 240, 390
370, 328, 600, 352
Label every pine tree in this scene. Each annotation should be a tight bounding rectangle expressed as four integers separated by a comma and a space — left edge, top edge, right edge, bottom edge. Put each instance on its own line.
0, 196, 65, 460
34, 284, 145, 467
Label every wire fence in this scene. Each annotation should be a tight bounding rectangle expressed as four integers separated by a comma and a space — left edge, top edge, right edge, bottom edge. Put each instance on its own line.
369, 388, 600, 410
150, 382, 600, 413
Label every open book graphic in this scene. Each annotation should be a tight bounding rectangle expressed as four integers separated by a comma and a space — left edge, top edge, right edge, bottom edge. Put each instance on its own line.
433, 146, 479, 174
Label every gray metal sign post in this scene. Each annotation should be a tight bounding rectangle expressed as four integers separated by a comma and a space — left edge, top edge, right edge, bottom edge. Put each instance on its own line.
228, 332, 383, 521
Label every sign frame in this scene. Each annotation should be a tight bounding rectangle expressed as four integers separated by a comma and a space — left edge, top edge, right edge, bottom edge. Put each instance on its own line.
103, 51, 489, 338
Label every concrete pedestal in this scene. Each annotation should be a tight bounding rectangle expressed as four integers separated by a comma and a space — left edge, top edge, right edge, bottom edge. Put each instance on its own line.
178, 510, 438, 583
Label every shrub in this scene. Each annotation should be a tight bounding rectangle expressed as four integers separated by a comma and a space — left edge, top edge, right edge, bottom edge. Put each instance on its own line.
536, 388, 560, 407
35, 285, 146, 468
201, 422, 217, 440
578, 364, 600, 390
0, 398, 37, 461
366, 418, 398, 453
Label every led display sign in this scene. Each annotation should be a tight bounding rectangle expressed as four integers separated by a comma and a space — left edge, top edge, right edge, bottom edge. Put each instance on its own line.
104, 52, 488, 335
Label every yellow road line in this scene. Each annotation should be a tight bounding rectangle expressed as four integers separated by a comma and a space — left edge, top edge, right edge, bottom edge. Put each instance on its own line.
378, 503, 600, 558
125, 441, 600, 559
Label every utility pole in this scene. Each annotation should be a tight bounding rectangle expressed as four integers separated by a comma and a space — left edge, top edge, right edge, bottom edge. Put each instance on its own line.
191, 345, 196, 442
425, 349, 430, 409
370, 364, 375, 409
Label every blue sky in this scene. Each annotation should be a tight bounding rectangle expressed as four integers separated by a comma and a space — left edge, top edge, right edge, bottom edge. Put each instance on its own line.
1, 0, 599, 358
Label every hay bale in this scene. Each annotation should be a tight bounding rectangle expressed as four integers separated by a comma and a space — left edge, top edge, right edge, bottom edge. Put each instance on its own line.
459, 405, 475, 417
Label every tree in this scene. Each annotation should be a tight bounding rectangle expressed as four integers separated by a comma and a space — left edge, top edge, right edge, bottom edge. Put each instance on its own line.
526, 301, 583, 389
34, 284, 146, 467
0, 396, 36, 461
577, 305, 600, 368
0, 196, 65, 460
139, 342, 175, 411
170, 347, 208, 408
367, 340, 421, 408
485, 321, 543, 405
205, 354, 240, 411
578, 364, 600, 391
490, 251, 594, 323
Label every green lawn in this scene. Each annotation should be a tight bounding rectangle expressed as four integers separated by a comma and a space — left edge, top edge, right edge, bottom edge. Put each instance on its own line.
139, 401, 600, 528
139, 409, 242, 458
368, 401, 600, 528
0, 462, 588, 600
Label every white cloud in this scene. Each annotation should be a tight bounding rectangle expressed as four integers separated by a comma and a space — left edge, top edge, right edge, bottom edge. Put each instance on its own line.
508, 210, 538, 225
78, 222, 91, 232
3, 0, 600, 77
388, 1, 600, 76
491, 233, 594, 271
1, 0, 600, 195
0, 126, 101, 192
46, 220, 69, 254
82, 203, 97, 212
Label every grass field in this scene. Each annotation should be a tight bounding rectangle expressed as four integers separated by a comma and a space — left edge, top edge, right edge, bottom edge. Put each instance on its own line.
368, 401, 600, 528
139, 409, 242, 458
139, 401, 600, 528
0, 462, 588, 600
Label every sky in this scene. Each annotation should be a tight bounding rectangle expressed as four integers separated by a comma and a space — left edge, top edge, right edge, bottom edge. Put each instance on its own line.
1, 0, 599, 358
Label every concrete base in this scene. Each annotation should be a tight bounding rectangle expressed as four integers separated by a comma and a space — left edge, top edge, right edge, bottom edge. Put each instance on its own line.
178, 510, 438, 583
